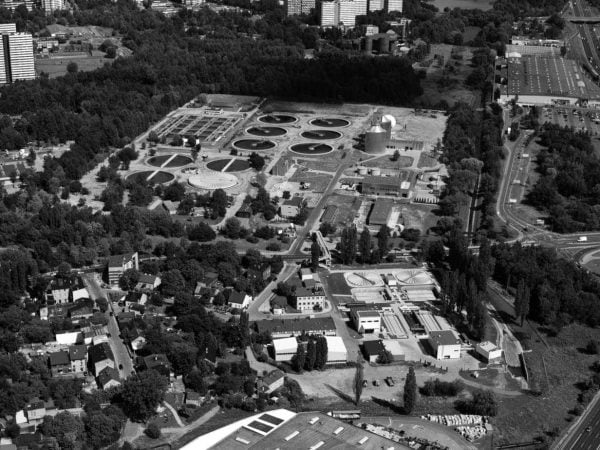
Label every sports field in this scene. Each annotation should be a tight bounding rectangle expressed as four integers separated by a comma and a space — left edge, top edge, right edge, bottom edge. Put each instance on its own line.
35, 56, 111, 78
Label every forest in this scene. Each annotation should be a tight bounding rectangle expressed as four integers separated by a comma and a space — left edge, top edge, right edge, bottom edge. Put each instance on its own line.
438, 102, 504, 236
526, 124, 600, 232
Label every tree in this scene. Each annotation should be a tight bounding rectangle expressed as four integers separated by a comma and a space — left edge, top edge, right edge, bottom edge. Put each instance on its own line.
314, 336, 328, 369
305, 339, 316, 371
145, 423, 161, 439
282, 378, 305, 411
310, 238, 320, 271
67, 62, 78, 74
161, 269, 186, 296
57, 261, 72, 279
391, 149, 400, 161
339, 225, 357, 264
377, 224, 390, 258
587, 340, 600, 355
292, 343, 306, 372
376, 350, 393, 364
188, 222, 216, 242
120, 370, 168, 422
118, 268, 140, 291
41, 412, 84, 450
403, 366, 417, 414
353, 357, 364, 405
459, 390, 498, 416
359, 227, 371, 263
84, 408, 125, 449
248, 152, 265, 171
223, 217, 242, 239
210, 189, 228, 218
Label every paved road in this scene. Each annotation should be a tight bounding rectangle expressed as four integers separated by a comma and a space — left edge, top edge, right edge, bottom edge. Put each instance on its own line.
555, 387, 600, 449
247, 262, 298, 321
83, 274, 135, 379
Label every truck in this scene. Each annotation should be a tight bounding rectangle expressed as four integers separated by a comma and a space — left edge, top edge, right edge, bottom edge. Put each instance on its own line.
578, 236, 588, 242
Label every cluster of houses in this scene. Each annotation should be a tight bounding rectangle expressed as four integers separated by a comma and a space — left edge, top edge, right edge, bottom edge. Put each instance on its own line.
270, 269, 326, 315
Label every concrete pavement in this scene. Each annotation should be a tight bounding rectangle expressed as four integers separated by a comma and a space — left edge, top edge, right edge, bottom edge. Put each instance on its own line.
247, 262, 298, 321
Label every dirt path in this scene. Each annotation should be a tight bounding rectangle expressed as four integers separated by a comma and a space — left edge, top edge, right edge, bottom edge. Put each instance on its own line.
163, 401, 185, 427
161, 405, 220, 436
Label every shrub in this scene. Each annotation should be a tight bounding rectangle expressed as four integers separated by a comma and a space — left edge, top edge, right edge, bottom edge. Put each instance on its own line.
420, 379, 463, 397
144, 423, 161, 439
266, 242, 281, 251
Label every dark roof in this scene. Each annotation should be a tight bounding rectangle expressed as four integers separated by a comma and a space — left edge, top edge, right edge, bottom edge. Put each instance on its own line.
429, 330, 461, 346
48, 351, 69, 367
143, 354, 171, 370
68, 345, 87, 361
70, 305, 93, 317
97, 367, 120, 387
26, 399, 45, 411
228, 290, 247, 305
138, 273, 158, 285
362, 175, 403, 187
271, 295, 288, 308
125, 292, 144, 303
117, 311, 136, 323
362, 340, 386, 356
88, 342, 114, 365
321, 204, 337, 223
262, 370, 284, 386
107, 252, 136, 269
283, 196, 303, 207
368, 198, 393, 225
254, 317, 336, 335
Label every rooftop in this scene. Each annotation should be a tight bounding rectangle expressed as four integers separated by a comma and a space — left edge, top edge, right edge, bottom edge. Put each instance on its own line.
477, 341, 499, 352
206, 410, 404, 449
97, 366, 120, 386
107, 252, 137, 269
356, 310, 381, 318
282, 196, 303, 207
254, 317, 336, 335
48, 350, 69, 366
272, 337, 298, 353
368, 198, 393, 225
228, 290, 248, 305
429, 330, 461, 346
362, 340, 386, 356
68, 345, 87, 361
262, 370, 285, 386
88, 342, 114, 364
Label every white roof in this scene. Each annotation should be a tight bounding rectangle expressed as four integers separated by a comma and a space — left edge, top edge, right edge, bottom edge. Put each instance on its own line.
325, 336, 346, 354
477, 341, 499, 352
272, 337, 298, 353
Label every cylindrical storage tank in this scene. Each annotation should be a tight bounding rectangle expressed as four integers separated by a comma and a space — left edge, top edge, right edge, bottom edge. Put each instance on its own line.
381, 114, 396, 140
379, 36, 390, 53
358, 167, 368, 175
364, 125, 387, 154
371, 168, 381, 176
364, 36, 373, 53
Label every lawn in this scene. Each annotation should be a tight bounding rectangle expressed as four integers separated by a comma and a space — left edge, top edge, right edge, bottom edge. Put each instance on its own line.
35, 55, 111, 78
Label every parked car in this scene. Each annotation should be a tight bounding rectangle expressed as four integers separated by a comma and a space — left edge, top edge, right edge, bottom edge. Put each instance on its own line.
373, 380, 380, 387
362, 380, 368, 388
385, 377, 395, 387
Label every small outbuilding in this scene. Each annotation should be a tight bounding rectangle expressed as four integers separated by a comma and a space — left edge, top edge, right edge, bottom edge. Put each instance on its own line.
476, 341, 503, 362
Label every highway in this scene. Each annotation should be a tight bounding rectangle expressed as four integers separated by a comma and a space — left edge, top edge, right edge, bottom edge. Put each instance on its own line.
83, 274, 135, 379
554, 388, 600, 449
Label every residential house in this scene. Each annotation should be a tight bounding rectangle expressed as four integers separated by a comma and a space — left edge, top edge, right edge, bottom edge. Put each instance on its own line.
24, 399, 45, 424
124, 292, 147, 309
247, 263, 271, 283
235, 203, 253, 219
48, 351, 70, 377
185, 391, 203, 407
107, 252, 139, 286
69, 305, 93, 323
117, 311, 136, 326
280, 196, 303, 218
196, 271, 221, 290
142, 354, 172, 379
161, 200, 178, 215
289, 283, 325, 312
227, 290, 251, 309
97, 367, 121, 390
55, 330, 82, 345
70, 278, 89, 301
271, 295, 287, 315
81, 324, 109, 345
88, 342, 115, 376
47, 278, 70, 304
136, 273, 161, 290
257, 370, 285, 394
129, 328, 146, 351
68, 345, 87, 375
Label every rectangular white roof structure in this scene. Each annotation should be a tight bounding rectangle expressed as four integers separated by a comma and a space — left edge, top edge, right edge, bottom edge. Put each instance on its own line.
325, 336, 347, 354
272, 337, 298, 354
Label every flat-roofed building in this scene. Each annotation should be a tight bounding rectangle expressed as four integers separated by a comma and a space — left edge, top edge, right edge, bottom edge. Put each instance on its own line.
362, 173, 414, 198
429, 330, 462, 359
107, 252, 139, 285
362, 339, 386, 362
272, 337, 298, 362
367, 198, 393, 227
198, 409, 406, 450
352, 309, 381, 334
254, 317, 337, 339
476, 341, 503, 362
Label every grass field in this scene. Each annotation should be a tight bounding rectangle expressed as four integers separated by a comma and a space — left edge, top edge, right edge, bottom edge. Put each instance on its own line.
35, 56, 111, 78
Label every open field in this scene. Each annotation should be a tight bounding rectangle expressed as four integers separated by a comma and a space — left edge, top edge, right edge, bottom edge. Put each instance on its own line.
35, 54, 110, 78
428, 0, 493, 10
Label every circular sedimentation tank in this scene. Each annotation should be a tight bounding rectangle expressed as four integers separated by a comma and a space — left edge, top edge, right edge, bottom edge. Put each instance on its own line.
290, 143, 334, 155
258, 114, 298, 124
147, 154, 193, 168
127, 171, 175, 184
300, 129, 342, 140
233, 139, 276, 150
188, 171, 238, 190
309, 118, 350, 128
206, 158, 250, 172
246, 126, 287, 137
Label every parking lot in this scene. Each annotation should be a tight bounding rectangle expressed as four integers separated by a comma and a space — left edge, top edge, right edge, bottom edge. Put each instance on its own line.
540, 106, 600, 135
